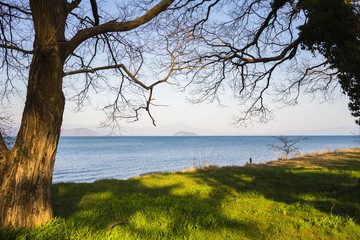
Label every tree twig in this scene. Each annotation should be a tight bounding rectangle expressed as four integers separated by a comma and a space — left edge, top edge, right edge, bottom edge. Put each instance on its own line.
107, 217, 131, 231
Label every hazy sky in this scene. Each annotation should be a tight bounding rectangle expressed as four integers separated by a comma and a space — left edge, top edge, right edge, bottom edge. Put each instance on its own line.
7, 68, 356, 135
6, 64, 357, 137
60, 82, 358, 135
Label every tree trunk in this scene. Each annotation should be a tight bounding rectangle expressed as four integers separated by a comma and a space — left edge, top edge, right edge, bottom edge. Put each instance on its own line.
0, 53, 65, 228
0, 0, 67, 228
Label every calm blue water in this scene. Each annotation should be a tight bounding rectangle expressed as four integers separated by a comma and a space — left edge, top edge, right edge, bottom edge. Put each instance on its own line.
53, 136, 358, 183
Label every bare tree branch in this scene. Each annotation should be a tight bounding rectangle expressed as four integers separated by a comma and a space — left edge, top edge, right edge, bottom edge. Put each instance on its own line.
0, 44, 35, 54
0, 1, 31, 15
64, 64, 126, 77
234, 38, 302, 65
65, 0, 175, 57
66, 0, 82, 12
90, 0, 99, 25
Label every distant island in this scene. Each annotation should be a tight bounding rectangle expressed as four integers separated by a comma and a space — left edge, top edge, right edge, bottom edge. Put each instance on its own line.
61, 128, 99, 136
173, 131, 197, 136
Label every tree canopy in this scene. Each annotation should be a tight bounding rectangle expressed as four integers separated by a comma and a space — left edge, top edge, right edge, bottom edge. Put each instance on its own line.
299, 0, 360, 123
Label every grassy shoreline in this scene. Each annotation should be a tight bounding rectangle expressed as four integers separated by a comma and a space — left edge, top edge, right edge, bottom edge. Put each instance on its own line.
2, 149, 360, 239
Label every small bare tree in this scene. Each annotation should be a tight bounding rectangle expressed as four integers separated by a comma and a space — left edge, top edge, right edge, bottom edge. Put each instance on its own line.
269, 136, 306, 160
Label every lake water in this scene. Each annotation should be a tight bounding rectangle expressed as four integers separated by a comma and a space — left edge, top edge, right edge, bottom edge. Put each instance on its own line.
53, 136, 358, 183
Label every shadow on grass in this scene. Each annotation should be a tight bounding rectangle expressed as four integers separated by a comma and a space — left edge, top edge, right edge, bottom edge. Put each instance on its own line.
47, 153, 360, 238
50, 177, 262, 239
189, 154, 360, 223
2, 151, 360, 239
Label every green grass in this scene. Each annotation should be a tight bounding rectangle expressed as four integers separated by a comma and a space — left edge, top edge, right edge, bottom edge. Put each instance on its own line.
1, 149, 360, 239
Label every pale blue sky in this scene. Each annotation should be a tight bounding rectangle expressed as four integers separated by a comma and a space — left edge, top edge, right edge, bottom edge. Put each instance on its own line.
59, 82, 358, 135
7, 70, 357, 137
7, 69, 355, 135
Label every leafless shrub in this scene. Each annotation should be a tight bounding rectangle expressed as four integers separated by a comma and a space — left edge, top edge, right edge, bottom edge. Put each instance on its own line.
269, 136, 306, 160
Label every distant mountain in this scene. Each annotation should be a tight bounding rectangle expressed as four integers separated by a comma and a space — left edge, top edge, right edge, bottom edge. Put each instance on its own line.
280, 125, 359, 136
61, 128, 99, 136
122, 123, 221, 136
173, 131, 197, 136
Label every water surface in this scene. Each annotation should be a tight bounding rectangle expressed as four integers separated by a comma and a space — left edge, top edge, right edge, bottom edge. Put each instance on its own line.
53, 135, 357, 183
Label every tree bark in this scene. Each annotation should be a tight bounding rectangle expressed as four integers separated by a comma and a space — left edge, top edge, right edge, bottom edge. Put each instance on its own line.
0, 55, 65, 228
0, 131, 9, 157
0, 132, 10, 179
0, 0, 67, 228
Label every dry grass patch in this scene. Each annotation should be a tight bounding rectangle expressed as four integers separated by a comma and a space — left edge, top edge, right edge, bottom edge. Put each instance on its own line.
246, 149, 360, 170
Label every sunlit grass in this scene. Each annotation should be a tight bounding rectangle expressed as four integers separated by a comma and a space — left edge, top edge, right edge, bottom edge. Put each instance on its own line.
1, 149, 360, 239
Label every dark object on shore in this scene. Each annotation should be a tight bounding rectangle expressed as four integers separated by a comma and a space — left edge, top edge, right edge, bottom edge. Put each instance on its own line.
245, 158, 253, 165
139, 171, 162, 176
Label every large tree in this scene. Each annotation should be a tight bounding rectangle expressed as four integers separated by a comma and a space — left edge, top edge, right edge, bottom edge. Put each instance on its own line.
0, 0, 359, 228
0, 0, 190, 228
